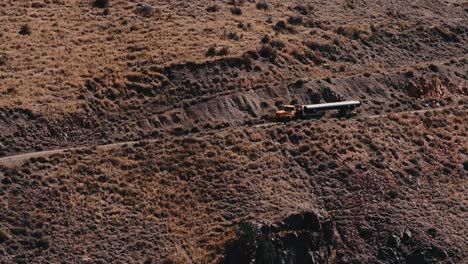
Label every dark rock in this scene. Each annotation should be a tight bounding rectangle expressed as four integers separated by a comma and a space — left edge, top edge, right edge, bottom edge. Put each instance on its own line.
402, 229, 412, 243
406, 252, 428, 264
0, 230, 9, 243
427, 228, 437, 238
223, 212, 338, 264
377, 247, 399, 263
282, 212, 320, 231
357, 224, 374, 239
387, 233, 401, 248
427, 246, 448, 259
35, 237, 50, 249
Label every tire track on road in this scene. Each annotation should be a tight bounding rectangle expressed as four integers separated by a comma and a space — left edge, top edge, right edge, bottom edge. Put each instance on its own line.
0, 105, 465, 166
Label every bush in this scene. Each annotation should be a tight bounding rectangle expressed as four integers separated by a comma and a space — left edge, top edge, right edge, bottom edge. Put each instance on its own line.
136, 5, 154, 17
19, 24, 31, 35
206, 46, 216, 57
0, 55, 7, 66
258, 45, 277, 60
0, 230, 8, 243
102, 8, 110, 15
93, 0, 109, 8
206, 4, 220, 12
428, 64, 439, 72
260, 35, 270, 45
256, 1, 269, 10
35, 237, 50, 249
270, 39, 285, 49
226, 31, 241, 41
293, 5, 313, 15
217, 46, 230, 56
238, 22, 252, 30
287, 15, 303, 25
231, 7, 242, 15
274, 21, 287, 31
206, 46, 229, 57
306, 41, 336, 54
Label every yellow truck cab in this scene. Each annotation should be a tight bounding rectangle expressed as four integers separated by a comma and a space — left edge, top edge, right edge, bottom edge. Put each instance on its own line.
275, 105, 298, 120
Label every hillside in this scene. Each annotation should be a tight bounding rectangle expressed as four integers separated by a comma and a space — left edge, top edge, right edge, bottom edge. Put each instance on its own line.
0, 0, 467, 263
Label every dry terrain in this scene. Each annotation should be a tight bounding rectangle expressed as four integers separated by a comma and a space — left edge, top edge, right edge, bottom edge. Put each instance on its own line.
0, 0, 467, 263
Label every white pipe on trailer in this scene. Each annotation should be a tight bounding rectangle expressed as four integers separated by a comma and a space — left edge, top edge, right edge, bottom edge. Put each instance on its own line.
303, 101, 361, 110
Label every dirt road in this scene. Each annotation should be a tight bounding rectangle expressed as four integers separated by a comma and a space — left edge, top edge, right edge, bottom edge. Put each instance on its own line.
1, 105, 465, 166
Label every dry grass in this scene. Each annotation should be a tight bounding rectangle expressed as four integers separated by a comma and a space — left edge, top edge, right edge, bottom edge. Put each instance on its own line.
0, 110, 466, 262
0, 0, 465, 114
0, 2, 466, 262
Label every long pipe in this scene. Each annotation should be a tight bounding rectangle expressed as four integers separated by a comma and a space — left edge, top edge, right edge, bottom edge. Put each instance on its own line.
303, 101, 361, 110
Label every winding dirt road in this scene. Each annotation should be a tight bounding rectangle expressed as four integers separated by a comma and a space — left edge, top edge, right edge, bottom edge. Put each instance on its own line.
0, 105, 465, 167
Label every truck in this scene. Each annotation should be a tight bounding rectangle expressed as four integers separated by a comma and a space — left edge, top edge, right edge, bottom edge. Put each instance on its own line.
275, 101, 361, 121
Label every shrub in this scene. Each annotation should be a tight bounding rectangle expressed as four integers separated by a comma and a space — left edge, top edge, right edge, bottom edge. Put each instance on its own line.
93, 0, 109, 8
305, 51, 324, 64
428, 64, 439, 72
0, 55, 7, 66
206, 46, 216, 57
293, 4, 313, 15
19, 24, 31, 35
270, 39, 285, 49
206, 4, 220, 12
432, 27, 459, 42
35, 237, 50, 249
338, 64, 346, 72
102, 8, 110, 15
226, 31, 241, 41
287, 15, 303, 25
136, 5, 154, 17
0, 230, 8, 243
260, 35, 270, 45
206, 46, 229, 57
306, 41, 336, 54
217, 46, 230, 56
404, 71, 414, 78
238, 22, 252, 30
256, 1, 269, 10
231, 7, 242, 15
274, 21, 287, 31
258, 45, 277, 60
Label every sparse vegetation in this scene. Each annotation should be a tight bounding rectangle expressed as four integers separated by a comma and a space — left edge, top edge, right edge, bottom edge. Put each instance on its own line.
0, 55, 7, 66
19, 24, 31, 35
428, 64, 439, 72
206, 46, 216, 57
273, 20, 287, 31
135, 5, 154, 17
93, 0, 110, 8
226, 31, 241, 41
258, 45, 277, 60
231, 7, 242, 15
270, 39, 285, 49
0, 1, 467, 263
293, 4, 313, 15
287, 15, 303, 25
206, 4, 220, 12
206, 46, 230, 57
217, 46, 230, 56
256, 1, 269, 10
260, 35, 270, 45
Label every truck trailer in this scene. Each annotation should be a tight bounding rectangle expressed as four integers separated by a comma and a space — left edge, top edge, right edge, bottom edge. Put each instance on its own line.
275, 101, 361, 121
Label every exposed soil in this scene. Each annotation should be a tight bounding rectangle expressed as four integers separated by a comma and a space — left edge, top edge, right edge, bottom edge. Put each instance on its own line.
0, 0, 467, 263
